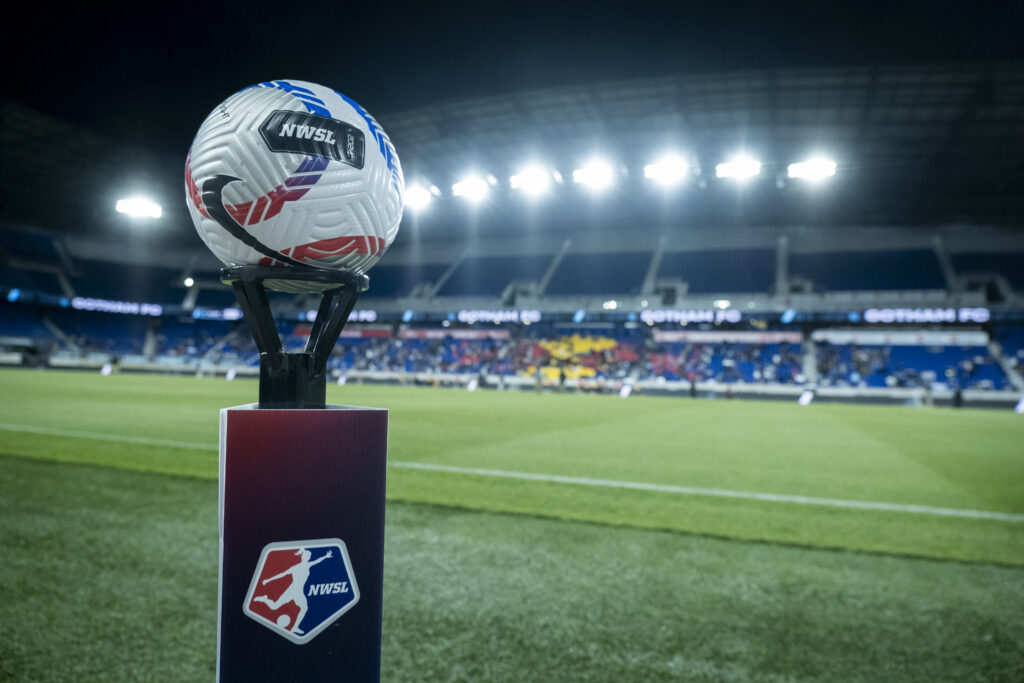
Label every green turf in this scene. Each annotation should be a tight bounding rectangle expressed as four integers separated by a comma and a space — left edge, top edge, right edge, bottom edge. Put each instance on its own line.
1, 368, 1023, 680
0, 369, 1021, 563
1, 456, 1021, 682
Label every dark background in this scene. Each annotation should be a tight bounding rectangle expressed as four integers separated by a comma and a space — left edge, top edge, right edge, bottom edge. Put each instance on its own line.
6, 1, 1024, 155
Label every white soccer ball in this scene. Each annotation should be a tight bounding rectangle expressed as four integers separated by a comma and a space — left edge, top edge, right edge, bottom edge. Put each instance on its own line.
185, 80, 404, 292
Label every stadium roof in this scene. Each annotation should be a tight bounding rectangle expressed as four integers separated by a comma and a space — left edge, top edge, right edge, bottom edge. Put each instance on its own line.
3, 61, 1024, 257
389, 62, 1024, 228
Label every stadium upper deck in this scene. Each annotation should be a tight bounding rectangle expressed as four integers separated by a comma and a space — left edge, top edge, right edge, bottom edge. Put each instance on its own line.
1, 63, 1023, 399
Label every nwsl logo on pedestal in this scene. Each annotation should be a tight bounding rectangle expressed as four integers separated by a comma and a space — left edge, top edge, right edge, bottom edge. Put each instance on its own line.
243, 539, 360, 644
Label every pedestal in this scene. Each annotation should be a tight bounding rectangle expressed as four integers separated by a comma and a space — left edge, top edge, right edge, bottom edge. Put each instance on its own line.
217, 404, 388, 682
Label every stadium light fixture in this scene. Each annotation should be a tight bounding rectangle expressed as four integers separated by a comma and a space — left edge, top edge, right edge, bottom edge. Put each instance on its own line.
509, 165, 552, 196
115, 196, 162, 219
787, 157, 837, 180
715, 156, 761, 180
643, 154, 689, 186
406, 184, 433, 210
183, 277, 195, 288
602, 300, 618, 310
714, 299, 731, 310
452, 175, 489, 202
572, 159, 614, 191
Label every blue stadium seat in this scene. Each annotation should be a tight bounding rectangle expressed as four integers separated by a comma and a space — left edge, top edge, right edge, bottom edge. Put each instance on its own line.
655, 341, 803, 384
996, 327, 1024, 364
195, 288, 238, 309
545, 252, 651, 296
658, 249, 775, 293
950, 253, 1024, 289
71, 259, 183, 304
790, 250, 945, 291
47, 308, 150, 354
0, 266, 63, 294
436, 255, 551, 297
0, 302, 55, 340
0, 229, 61, 262
817, 342, 1008, 390
361, 263, 450, 298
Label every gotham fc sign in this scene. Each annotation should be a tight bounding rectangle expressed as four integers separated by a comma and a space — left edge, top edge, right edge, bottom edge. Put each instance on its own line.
259, 110, 366, 167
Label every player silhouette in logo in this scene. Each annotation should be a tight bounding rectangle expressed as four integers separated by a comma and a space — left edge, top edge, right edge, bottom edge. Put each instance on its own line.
254, 548, 333, 634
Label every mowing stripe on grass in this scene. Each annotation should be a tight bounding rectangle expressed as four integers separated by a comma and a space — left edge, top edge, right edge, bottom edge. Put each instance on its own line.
2, 421, 1023, 523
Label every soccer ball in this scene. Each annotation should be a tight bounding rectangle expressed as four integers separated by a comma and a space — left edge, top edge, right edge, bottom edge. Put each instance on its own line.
185, 80, 404, 292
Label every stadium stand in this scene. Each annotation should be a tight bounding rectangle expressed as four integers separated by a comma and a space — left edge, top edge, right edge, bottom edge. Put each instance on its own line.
0, 302, 54, 341
1, 65, 1023, 407
45, 308, 151, 355
657, 249, 776, 293
789, 250, 946, 291
360, 263, 450, 298
994, 326, 1024, 367
816, 343, 1008, 390
70, 259, 184, 304
436, 254, 552, 297
651, 341, 803, 384
544, 252, 651, 296
0, 266, 63, 295
0, 228, 62, 262
950, 253, 1024, 289
193, 287, 238, 309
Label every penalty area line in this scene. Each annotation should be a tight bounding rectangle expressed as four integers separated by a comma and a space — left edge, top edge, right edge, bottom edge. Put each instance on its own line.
2, 421, 1021, 524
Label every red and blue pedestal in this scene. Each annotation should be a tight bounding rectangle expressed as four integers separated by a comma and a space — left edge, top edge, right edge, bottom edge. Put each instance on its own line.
217, 404, 388, 682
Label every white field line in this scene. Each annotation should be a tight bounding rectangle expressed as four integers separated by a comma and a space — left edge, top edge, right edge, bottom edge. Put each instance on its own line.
390, 465, 1024, 524
0, 422, 219, 451
2, 421, 1022, 523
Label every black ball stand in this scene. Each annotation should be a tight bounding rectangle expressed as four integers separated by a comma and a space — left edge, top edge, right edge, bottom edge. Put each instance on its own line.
221, 265, 369, 409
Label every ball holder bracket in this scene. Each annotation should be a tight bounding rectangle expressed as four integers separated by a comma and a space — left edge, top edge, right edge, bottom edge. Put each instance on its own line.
221, 265, 369, 409
216, 265, 387, 682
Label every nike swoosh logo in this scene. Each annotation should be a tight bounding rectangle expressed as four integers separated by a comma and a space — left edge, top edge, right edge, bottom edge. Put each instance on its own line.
201, 175, 306, 268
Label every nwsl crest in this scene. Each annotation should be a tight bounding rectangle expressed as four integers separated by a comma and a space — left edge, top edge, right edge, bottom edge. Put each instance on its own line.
243, 539, 360, 644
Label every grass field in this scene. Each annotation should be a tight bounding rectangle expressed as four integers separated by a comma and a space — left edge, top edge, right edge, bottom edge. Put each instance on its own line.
0, 368, 1022, 681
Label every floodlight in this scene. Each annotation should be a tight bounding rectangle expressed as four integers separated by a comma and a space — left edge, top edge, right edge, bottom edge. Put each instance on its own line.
452, 175, 489, 202
183, 277, 195, 287
713, 299, 731, 310
115, 196, 162, 218
715, 156, 761, 179
509, 165, 551, 195
787, 157, 837, 180
572, 160, 614, 190
406, 184, 433, 210
602, 300, 618, 310
643, 155, 688, 186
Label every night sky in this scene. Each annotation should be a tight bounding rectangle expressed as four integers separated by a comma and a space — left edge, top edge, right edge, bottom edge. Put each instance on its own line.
5, 1, 1023, 157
